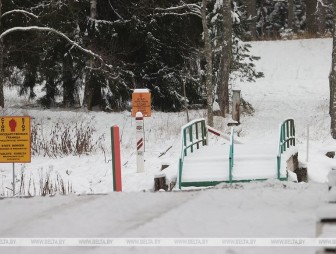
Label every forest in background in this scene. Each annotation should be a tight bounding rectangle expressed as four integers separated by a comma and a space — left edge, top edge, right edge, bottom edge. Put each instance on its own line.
0, 0, 332, 113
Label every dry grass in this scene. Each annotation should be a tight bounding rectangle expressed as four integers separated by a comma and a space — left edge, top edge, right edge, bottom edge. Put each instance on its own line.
31, 122, 105, 158
0, 167, 73, 197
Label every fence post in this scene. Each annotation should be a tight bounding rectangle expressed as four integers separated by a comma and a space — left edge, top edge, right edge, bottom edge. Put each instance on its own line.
136, 112, 145, 173
111, 125, 122, 192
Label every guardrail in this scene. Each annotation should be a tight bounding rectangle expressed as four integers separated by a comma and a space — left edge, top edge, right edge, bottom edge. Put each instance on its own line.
277, 118, 295, 180
229, 127, 234, 182
178, 119, 207, 189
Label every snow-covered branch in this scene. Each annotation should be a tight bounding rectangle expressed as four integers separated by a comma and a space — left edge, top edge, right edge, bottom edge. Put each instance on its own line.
154, 4, 201, 18
0, 26, 103, 62
317, 0, 328, 8
87, 17, 131, 26
108, 0, 124, 20
155, 4, 200, 12
1, 10, 38, 19
153, 12, 200, 18
0, 25, 120, 77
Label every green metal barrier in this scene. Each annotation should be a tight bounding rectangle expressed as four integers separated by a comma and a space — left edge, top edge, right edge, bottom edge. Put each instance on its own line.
178, 119, 208, 189
277, 118, 295, 180
178, 119, 294, 189
229, 127, 234, 182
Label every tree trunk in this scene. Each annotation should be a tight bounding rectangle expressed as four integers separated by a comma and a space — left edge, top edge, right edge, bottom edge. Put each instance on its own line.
83, 0, 97, 110
288, 0, 294, 30
306, 0, 318, 35
247, 0, 257, 40
0, 0, 4, 108
201, 0, 214, 126
217, 0, 232, 117
45, 73, 56, 107
330, 0, 336, 138
62, 50, 75, 107
317, 1, 326, 36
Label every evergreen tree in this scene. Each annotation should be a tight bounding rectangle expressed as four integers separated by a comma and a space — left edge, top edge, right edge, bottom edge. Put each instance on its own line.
0, 0, 263, 114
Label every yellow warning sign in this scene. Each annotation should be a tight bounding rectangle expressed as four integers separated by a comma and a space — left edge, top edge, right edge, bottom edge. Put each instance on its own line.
132, 91, 151, 117
0, 116, 31, 163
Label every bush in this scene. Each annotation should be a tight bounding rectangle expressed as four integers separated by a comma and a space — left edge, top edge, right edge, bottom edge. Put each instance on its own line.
31, 122, 105, 158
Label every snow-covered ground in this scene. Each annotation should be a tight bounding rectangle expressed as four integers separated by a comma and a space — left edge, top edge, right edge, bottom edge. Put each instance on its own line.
0, 181, 330, 254
237, 38, 334, 183
0, 38, 335, 253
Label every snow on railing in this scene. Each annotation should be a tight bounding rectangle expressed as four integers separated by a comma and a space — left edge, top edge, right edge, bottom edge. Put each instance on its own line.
178, 119, 207, 189
207, 125, 243, 144
277, 118, 296, 180
178, 119, 241, 188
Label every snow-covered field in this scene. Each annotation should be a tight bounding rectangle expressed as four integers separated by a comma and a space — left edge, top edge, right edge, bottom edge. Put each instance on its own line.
0, 38, 335, 253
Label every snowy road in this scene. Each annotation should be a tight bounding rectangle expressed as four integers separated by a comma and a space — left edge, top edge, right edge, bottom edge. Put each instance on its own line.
0, 181, 329, 254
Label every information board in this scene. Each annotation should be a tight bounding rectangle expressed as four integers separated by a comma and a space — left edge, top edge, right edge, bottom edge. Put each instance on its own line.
0, 116, 31, 163
132, 90, 151, 117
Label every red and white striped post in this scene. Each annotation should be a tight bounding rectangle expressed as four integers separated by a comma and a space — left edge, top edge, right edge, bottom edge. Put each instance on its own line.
136, 112, 145, 173
111, 125, 122, 192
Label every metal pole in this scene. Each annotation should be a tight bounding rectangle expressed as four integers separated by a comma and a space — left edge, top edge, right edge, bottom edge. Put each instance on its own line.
12, 163, 15, 196
306, 125, 309, 162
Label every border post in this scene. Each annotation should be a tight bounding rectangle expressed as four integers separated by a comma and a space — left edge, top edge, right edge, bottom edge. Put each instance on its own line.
111, 125, 122, 192
136, 112, 145, 173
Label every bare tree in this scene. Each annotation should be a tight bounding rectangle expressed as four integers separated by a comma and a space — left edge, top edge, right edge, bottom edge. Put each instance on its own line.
201, 0, 214, 126
217, 0, 232, 117
306, 0, 318, 35
155, 1, 234, 124
330, 0, 336, 138
0, 0, 4, 108
317, 0, 326, 35
83, 0, 97, 110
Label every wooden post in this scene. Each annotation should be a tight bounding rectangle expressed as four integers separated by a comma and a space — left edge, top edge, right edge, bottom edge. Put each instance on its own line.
111, 125, 122, 192
232, 90, 241, 124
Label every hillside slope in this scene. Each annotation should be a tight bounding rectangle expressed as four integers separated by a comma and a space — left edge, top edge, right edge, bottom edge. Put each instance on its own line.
239, 38, 334, 182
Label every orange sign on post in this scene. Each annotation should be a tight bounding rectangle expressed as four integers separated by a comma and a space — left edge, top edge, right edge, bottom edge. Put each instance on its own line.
0, 116, 31, 163
132, 89, 151, 117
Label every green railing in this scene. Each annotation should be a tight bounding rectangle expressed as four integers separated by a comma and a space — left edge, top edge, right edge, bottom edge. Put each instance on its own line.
277, 118, 295, 179
229, 127, 234, 182
178, 119, 208, 189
